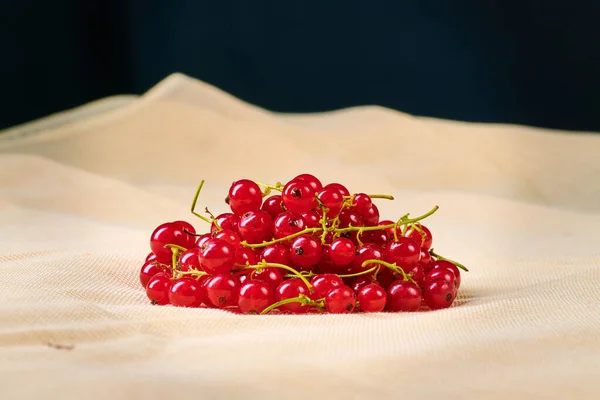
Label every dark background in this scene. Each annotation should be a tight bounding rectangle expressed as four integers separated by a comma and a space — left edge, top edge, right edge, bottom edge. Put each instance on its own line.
1, 1, 600, 132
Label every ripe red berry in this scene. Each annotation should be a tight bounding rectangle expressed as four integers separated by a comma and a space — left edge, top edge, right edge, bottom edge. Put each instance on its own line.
385, 237, 421, 270
360, 204, 380, 226
351, 244, 385, 273
274, 278, 311, 314
172, 220, 196, 235
407, 224, 433, 250
324, 183, 350, 197
145, 252, 158, 262
430, 260, 461, 288
227, 179, 263, 215
281, 180, 318, 214
338, 209, 364, 228
259, 243, 291, 265
386, 280, 422, 312
198, 238, 236, 274
329, 237, 356, 266
317, 187, 344, 216
212, 229, 241, 248
238, 280, 274, 314
326, 286, 356, 313
238, 210, 273, 244
406, 262, 425, 288
205, 273, 240, 308
289, 235, 323, 269
150, 222, 196, 264
378, 220, 399, 240
292, 173, 323, 193
357, 283, 387, 312
358, 230, 389, 248
272, 211, 306, 240
352, 193, 372, 215
234, 246, 259, 267
140, 260, 169, 288
211, 213, 240, 234
168, 278, 204, 307
310, 273, 344, 299
423, 279, 456, 310
145, 272, 172, 305
351, 275, 376, 293
178, 247, 202, 272
261, 195, 284, 220
300, 210, 321, 228
196, 233, 212, 249
424, 268, 457, 289
252, 267, 284, 291
419, 248, 433, 272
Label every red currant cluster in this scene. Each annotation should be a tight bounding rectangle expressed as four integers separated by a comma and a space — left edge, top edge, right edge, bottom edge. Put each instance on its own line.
139, 174, 468, 315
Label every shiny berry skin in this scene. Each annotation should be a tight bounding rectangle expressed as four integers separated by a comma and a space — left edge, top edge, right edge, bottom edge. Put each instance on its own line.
289, 235, 323, 269
235, 246, 258, 267
387, 280, 422, 312
196, 233, 212, 249
252, 267, 284, 291
272, 211, 306, 240
238, 210, 273, 244
178, 248, 202, 272
317, 187, 344, 216
357, 283, 387, 312
310, 274, 344, 298
423, 279, 456, 310
293, 173, 323, 193
316, 247, 348, 274
199, 238, 236, 274
211, 213, 240, 234
406, 262, 425, 288
424, 268, 457, 288
419, 248, 434, 272
261, 195, 284, 220
385, 237, 421, 270
358, 230, 389, 248
324, 183, 350, 197
274, 278, 311, 314
145, 252, 158, 262
281, 180, 318, 214
238, 280, 274, 314
407, 224, 433, 251
351, 244, 385, 273
326, 286, 356, 313
168, 278, 204, 307
378, 220, 399, 240
227, 179, 263, 215
351, 275, 376, 293
150, 222, 196, 264
140, 261, 169, 288
360, 204, 380, 226
431, 260, 461, 288
329, 238, 356, 266
173, 220, 196, 235
352, 193, 372, 215
212, 229, 241, 248
300, 210, 321, 228
338, 209, 364, 228
206, 273, 240, 308
145, 272, 172, 305
376, 267, 397, 289
259, 244, 291, 265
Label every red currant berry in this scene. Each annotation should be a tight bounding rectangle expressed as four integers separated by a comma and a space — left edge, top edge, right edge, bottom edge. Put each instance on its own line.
252, 267, 284, 291
145, 252, 158, 262
407, 224, 433, 250
178, 247, 202, 272
150, 222, 196, 264
261, 195, 284, 220
238, 280, 274, 314
387, 280, 422, 312
168, 278, 204, 307
310, 273, 344, 299
358, 230, 389, 248
352, 193, 372, 215
272, 211, 307, 240
325, 286, 356, 313
360, 204, 380, 226
212, 229, 241, 248
324, 183, 350, 197
423, 279, 456, 310
378, 220, 399, 240
424, 268, 457, 288
205, 273, 240, 308
351, 244, 385, 273
289, 235, 323, 269
351, 275, 376, 293
329, 237, 356, 266
338, 209, 364, 228
317, 187, 344, 216
419, 248, 433, 272
376, 267, 396, 289
274, 278, 311, 314
173, 220, 196, 235
145, 272, 172, 305
259, 244, 291, 265
238, 210, 273, 244
198, 238, 236, 275
357, 283, 387, 312
406, 262, 425, 288
293, 173, 323, 192
316, 247, 346, 274
300, 210, 321, 228
227, 179, 262, 215
281, 180, 318, 214
211, 213, 240, 234
235, 246, 259, 267
430, 260, 461, 289
385, 237, 421, 270
140, 260, 169, 288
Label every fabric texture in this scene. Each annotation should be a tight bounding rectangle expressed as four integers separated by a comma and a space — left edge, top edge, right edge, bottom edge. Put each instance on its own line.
1, 73, 599, 399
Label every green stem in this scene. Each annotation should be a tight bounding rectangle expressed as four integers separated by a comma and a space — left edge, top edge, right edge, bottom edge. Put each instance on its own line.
170, 248, 179, 278
239, 262, 313, 290
190, 180, 213, 224
240, 228, 322, 248
367, 194, 395, 200
164, 244, 188, 253
429, 249, 469, 272
175, 269, 210, 278
361, 259, 415, 284
337, 265, 379, 279
254, 181, 283, 193
260, 294, 324, 315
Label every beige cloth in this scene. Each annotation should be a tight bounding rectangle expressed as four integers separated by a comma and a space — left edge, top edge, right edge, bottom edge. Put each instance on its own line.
1, 73, 599, 399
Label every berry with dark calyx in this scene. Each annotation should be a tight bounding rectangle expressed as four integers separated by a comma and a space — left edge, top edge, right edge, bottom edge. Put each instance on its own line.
324, 183, 350, 197
211, 213, 240, 234
252, 267, 284, 291
274, 278, 311, 314
196, 233, 212, 249
146, 272, 172, 305
272, 211, 306, 240
227, 179, 263, 215
310, 274, 344, 299
357, 283, 387, 312
317, 187, 344, 216
329, 237, 356, 266
424, 268, 457, 289
360, 204, 380, 226
325, 286, 357, 313
150, 222, 196, 264
238, 280, 274, 314
407, 224, 433, 251
281, 180, 318, 214
293, 173, 323, 193
198, 238, 236, 275
205, 273, 240, 308
235, 246, 258, 267
238, 210, 273, 244
212, 229, 241, 248
178, 247, 202, 272
300, 210, 321, 228
260, 244, 291, 266
140, 260, 169, 288
385, 237, 421, 270
387, 280, 422, 312
351, 193, 372, 215
376, 267, 396, 290
338, 209, 364, 229
358, 230, 389, 248
430, 260, 461, 289
169, 278, 204, 307
261, 195, 284, 220
351, 244, 385, 273
289, 235, 323, 269
423, 279, 456, 310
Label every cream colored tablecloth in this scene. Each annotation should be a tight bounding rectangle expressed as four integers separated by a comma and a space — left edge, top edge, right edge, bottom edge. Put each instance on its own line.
1, 74, 599, 399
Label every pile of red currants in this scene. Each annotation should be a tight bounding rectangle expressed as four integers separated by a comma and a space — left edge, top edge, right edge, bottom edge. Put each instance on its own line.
140, 174, 468, 315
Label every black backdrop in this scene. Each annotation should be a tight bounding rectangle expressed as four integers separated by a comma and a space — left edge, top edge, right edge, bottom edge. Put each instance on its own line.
1, 1, 600, 131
